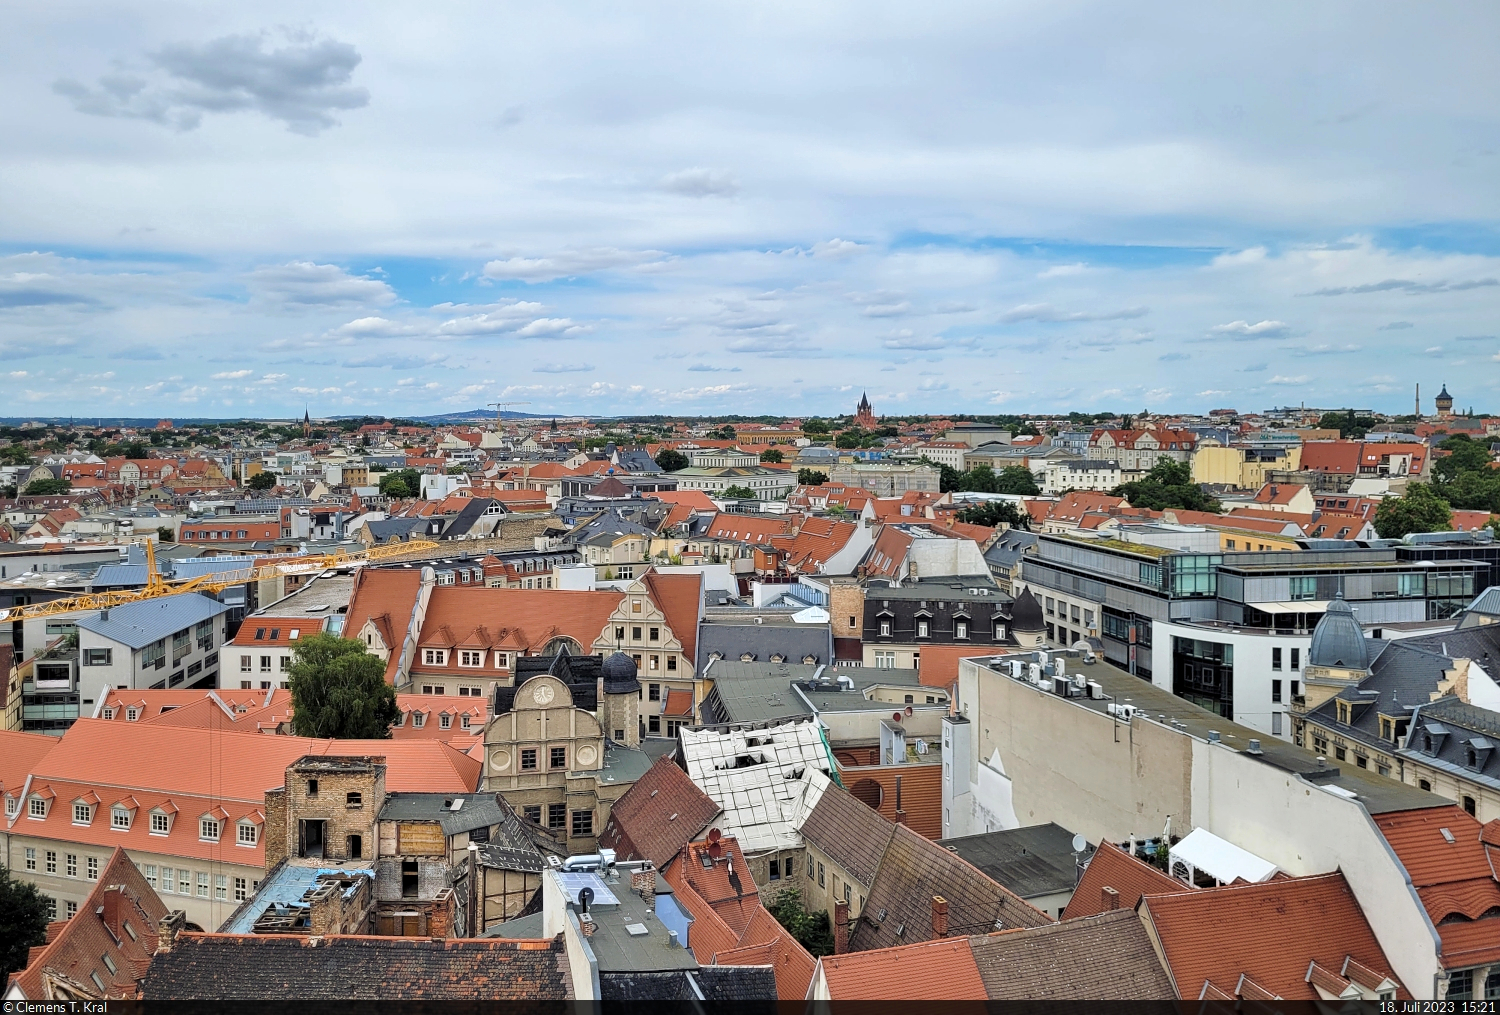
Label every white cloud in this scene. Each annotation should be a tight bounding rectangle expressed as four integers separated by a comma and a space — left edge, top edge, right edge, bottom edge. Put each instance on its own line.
533, 362, 594, 373
481, 249, 668, 282
998, 303, 1149, 324
810, 239, 866, 259
211, 369, 253, 379
514, 318, 592, 338
1267, 374, 1309, 384
883, 335, 946, 350
1209, 320, 1290, 338
248, 262, 395, 307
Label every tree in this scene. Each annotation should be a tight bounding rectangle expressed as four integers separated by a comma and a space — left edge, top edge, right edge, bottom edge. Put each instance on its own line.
379, 468, 422, 499
834, 429, 867, 449
246, 471, 277, 490
1434, 434, 1494, 484
0, 444, 30, 465
119, 441, 150, 459
802, 418, 830, 435
1373, 483, 1453, 539
0, 863, 49, 982
157, 526, 176, 542
287, 634, 400, 739
1316, 410, 1378, 440
1111, 459, 1221, 512
760, 448, 784, 463
797, 469, 828, 486
957, 500, 1030, 529
766, 887, 834, 957
994, 465, 1041, 496
22, 477, 70, 496
654, 449, 689, 472
712, 425, 737, 440
721, 485, 756, 499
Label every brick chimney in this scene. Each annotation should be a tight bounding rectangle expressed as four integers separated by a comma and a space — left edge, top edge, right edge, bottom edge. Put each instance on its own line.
632, 868, 657, 909
894, 775, 907, 826
99, 885, 125, 940
931, 895, 949, 938
833, 899, 849, 954
157, 910, 187, 954
428, 887, 455, 939
1101, 885, 1120, 911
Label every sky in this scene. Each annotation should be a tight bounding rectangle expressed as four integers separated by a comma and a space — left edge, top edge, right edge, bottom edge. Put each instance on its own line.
3, 2, 1499, 420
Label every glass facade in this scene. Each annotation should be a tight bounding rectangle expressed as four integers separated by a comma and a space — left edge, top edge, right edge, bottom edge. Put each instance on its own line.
1173, 636, 1233, 718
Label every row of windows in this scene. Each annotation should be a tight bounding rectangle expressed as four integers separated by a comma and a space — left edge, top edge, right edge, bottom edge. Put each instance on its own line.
139, 863, 255, 902
20, 796, 259, 843
520, 804, 593, 836
241, 654, 293, 672
24, 848, 99, 880
876, 617, 997, 640
182, 529, 257, 540
238, 680, 289, 691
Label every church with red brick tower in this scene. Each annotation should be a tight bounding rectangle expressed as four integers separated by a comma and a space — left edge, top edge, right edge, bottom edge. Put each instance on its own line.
854, 392, 876, 429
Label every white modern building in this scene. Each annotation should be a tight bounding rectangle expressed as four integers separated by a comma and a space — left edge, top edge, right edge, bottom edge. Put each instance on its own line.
74, 595, 231, 704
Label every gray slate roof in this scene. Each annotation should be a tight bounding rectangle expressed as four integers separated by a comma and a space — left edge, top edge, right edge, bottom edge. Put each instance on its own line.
1401, 696, 1500, 791
695, 620, 833, 673
377, 791, 508, 836
798, 783, 897, 888
937, 822, 1089, 900
75, 594, 229, 649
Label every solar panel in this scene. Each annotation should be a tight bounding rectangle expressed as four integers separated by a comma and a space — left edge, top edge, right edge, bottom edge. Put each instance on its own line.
555, 872, 619, 906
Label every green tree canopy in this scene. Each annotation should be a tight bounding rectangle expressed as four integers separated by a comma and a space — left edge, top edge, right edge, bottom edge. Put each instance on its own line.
956, 500, 1031, 529
0, 863, 50, 982
22, 477, 70, 496
802, 418, 831, 435
766, 887, 834, 957
288, 634, 400, 739
654, 448, 689, 472
721, 485, 756, 499
759, 448, 784, 463
994, 465, 1041, 496
379, 468, 423, 499
247, 471, 277, 490
1373, 483, 1453, 539
834, 429, 868, 449
797, 468, 828, 486
1111, 459, 1221, 512
1316, 410, 1379, 439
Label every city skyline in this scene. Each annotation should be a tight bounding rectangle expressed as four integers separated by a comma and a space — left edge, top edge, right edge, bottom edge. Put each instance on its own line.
4, 3, 1499, 416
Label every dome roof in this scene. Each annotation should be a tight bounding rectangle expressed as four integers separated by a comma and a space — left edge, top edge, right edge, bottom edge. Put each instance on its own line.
1010, 588, 1045, 632
601, 651, 641, 693
1307, 597, 1368, 670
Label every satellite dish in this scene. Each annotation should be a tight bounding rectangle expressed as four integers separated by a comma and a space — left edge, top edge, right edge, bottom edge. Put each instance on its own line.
904, 706, 913, 717
1071, 834, 1087, 853
707, 827, 722, 843
892, 712, 903, 723
577, 886, 594, 913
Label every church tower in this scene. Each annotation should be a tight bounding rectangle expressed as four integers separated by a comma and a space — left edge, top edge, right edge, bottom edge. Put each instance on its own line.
302, 408, 312, 438
854, 392, 876, 429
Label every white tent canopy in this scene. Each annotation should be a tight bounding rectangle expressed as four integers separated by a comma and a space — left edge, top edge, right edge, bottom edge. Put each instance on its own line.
1168, 827, 1279, 886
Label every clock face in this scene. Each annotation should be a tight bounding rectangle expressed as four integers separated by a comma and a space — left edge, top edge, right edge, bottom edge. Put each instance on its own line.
532, 684, 555, 705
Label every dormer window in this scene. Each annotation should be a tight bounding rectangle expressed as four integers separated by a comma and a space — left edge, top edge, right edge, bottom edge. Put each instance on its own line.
73, 801, 94, 825
149, 809, 172, 835
916, 620, 930, 639
200, 816, 221, 842
28, 795, 49, 819
111, 805, 133, 830
440, 713, 452, 730
237, 820, 259, 845
126, 707, 139, 722
422, 649, 447, 666
4, 796, 16, 819
413, 712, 426, 729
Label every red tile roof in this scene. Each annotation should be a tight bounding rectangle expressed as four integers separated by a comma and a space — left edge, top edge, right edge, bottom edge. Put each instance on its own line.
819, 936, 987, 999
598, 756, 720, 867
344, 567, 425, 683
6, 847, 168, 1000
0, 730, 58, 805
229, 618, 329, 647
1061, 840, 1183, 920
1375, 806, 1500, 968
640, 570, 701, 665
703, 513, 796, 543
644, 490, 718, 512
662, 688, 694, 718
837, 762, 943, 839
676, 837, 761, 935
1047, 491, 1128, 525
1140, 872, 1407, 1000
6, 719, 477, 867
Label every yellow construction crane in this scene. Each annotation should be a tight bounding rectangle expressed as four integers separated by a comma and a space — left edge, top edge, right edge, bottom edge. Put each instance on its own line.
0, 538, 439, 623
487, 401, 531, 430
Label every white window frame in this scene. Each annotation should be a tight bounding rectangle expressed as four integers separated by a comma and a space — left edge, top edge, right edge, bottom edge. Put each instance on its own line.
29, 796, 49, 819
126, 707, 139, 722
493, 651, 509, 668
240, 655, 252, 672
439, 713, 452, 730
73, 802, 94, 826
4, 796, 16, 819
200, 816, 221, 842
237, 821, 259, 846
423, 648, 447, 666
412, 712, 426, 729
459, 650, 483, 668
111, 806, 132, 830
150, 810, 172, 836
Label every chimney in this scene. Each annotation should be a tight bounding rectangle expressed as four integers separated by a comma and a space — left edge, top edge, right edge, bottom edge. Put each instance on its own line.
833, 899, 850, 954
632, 868, 657, 909
1101, 886, 1120, 912
428, 888, 455, 939
99, 885, 125, 940
156, 910, 187, 954
931, 895, 950, 938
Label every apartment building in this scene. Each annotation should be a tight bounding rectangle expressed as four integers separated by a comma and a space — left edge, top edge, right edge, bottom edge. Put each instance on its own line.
73, 595, 231, 705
